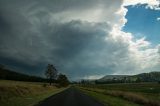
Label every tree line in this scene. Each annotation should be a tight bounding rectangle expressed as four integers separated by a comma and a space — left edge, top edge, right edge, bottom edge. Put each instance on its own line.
0, 64, 46, 82
45, 64, 69, 87
0, 64, 70, 87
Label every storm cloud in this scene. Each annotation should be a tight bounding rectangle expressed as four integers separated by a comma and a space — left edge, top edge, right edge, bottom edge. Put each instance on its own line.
0, 0, 159, 80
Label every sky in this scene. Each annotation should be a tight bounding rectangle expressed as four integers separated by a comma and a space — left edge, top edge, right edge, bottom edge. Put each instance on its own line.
0, 0, 160, 80
124, 4, 160, 45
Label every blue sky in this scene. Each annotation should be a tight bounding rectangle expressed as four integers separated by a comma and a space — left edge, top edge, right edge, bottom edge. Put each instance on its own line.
124, 4, 160, 45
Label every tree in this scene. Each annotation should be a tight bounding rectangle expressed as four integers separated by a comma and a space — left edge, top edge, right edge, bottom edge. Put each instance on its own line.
57, 74, 69, 87
45, 64, 58, 85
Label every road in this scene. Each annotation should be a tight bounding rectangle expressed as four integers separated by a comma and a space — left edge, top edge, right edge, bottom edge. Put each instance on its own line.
37, 87, 105, 106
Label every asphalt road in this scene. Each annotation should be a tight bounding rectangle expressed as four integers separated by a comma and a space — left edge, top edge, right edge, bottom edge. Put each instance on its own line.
37, 87, 105, 106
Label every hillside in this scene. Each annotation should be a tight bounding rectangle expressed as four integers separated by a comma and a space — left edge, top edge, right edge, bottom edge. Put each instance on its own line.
99, 75, 130, 81
0, 66, 46, 82
132, 72, 160, 82
96, 72, 160, 84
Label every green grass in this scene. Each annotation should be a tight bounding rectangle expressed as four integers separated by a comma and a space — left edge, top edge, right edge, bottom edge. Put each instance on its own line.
83, 83, 160, 94
80, 89, 141, 106
77, 83, 160, 106
0, 80, 67, 106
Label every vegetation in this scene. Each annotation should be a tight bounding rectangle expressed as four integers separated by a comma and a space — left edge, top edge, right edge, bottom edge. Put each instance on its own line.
78, 83, 160, 106
0, 64, 70, 106
57, 74, 70, 87
80, 88, 141, 106
45, 64, 58, 85
45, 64, 70, 87
0, 64, 70, 87
0, 80, 67, 106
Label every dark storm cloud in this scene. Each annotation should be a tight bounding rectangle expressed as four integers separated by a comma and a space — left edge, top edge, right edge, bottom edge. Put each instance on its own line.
0, 0, 136, 80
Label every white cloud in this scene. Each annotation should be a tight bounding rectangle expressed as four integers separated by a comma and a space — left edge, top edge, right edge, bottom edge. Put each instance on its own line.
124, 0, 159, 5
157, 17, 160, 21
123, 0, 160, 10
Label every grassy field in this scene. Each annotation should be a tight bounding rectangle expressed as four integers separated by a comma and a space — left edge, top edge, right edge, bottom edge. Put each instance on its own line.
77, 83, 160, 106
0, 80, 67, 106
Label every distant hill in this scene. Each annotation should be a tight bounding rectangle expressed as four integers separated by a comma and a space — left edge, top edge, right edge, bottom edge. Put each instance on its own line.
99, 75, 130, 81
131, 72, 160, 82
0, 65, 46, 82
96, 72, 160, 84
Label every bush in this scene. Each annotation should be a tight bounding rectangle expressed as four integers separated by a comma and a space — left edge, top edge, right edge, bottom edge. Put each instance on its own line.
57, 74, 69, 87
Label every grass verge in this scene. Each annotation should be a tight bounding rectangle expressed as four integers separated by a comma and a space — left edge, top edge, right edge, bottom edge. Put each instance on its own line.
0, 80, 67, 106
80, 88, 141, 106
79, 87, 160, 106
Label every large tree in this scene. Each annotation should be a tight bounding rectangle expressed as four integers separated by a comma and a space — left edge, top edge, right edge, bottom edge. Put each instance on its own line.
45, 64, 58, 85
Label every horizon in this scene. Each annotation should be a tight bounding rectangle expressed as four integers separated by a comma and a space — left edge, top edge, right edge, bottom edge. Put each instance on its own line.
0, 0, 160, 81
1, 64, 160, 81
